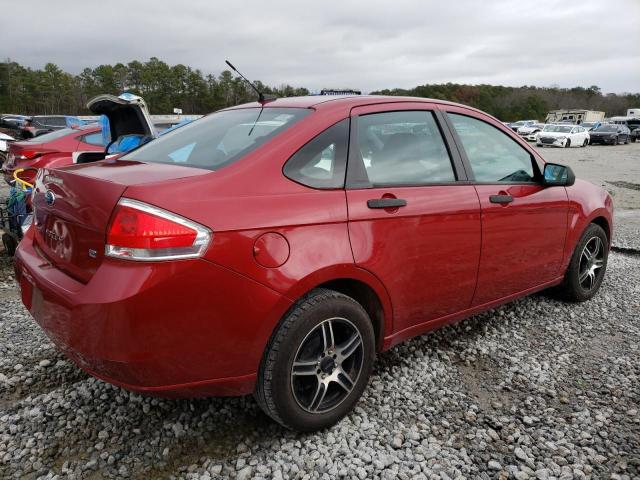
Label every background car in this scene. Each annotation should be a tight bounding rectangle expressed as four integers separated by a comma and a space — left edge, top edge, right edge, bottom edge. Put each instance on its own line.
509, 119, 538, 132
0, 132, 15, 166
536, 124, 590, 148
0, 114, 29, 132
589, 124, 631, 145
20, 115, 85, 139
630, 126, 640, 143
518, 123, 546, 141
2, 124, 104, 184
16, 95, 613, 432
580, 121, 601, 131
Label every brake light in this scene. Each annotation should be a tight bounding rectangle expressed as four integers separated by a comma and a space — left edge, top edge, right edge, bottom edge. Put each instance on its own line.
18, 151, 44, 160
106, 199, 211, 261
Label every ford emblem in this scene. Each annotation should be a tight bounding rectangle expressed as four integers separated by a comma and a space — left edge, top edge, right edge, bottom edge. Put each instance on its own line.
45, 190, 56, 206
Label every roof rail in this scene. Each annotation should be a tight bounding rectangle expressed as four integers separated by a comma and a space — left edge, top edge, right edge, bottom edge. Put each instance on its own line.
319, 89, 361, 96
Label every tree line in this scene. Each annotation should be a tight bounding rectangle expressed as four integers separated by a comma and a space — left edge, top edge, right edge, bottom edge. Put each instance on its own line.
372, 84, 640, 121
0, 57, 309, 116
1, 58, 638, 121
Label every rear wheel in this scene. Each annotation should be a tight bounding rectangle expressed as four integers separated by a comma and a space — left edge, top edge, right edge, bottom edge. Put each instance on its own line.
1, 233, 18, 257
255, 288, 376, 431
557, 224, 608, 302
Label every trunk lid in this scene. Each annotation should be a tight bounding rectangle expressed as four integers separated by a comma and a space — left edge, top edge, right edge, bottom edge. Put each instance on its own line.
32, 160, 208, 283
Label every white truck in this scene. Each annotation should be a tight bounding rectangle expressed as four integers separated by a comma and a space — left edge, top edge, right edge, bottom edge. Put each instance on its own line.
545, 109, 605, 124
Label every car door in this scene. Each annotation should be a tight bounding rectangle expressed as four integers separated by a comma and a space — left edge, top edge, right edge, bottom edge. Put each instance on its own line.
345, 103, 481, 334
442, 107, 568, 306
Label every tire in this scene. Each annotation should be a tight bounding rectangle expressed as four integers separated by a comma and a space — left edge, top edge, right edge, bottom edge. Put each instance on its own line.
557, 224, 608, 302
565, 139, 571, 148
582, 139, 588, 147
613, 136, 619, 145
255, 288, 376, 432
0, 151, 6, 168
2, 233, 18, 257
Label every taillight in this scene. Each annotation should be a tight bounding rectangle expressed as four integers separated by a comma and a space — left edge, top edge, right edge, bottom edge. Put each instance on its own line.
105, 198, 211, 261
18, 151, 44, 160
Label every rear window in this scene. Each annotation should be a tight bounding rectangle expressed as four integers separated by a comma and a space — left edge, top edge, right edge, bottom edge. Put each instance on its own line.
124, 108, 311, 170
24, 128, 75, 142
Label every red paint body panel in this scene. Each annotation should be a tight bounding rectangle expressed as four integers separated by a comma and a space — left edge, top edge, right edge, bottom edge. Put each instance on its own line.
15, 95, 614, 398
471, 184, 568, 305
15, 227, 290, 396
346, 186, 481, 331
2, 125, 102, 183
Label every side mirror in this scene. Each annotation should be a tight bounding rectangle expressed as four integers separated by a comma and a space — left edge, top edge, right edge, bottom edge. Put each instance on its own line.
543, 163, 575, 187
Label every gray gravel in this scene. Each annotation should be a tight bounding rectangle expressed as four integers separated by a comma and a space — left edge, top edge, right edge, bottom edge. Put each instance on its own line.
1, 144, 639, 479
1, 249, 639, 479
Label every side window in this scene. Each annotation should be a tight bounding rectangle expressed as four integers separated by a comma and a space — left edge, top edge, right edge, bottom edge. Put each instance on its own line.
283, 119, 349, 189
354, 111, 455, 186
448, 113, 537, 183
80, 132, 106, 146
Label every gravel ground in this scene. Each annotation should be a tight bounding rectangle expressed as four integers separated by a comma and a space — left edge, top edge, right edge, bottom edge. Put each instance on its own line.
0, 144, 639, 479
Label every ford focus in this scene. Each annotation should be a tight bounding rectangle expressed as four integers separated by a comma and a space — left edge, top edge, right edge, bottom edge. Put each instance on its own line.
15, 95, 613, 431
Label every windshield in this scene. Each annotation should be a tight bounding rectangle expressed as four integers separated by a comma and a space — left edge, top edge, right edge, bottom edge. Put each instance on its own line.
581, 123, 594, 128
124, 108, 311, 170
595, 125, 617, 132
544, 125, 573, 133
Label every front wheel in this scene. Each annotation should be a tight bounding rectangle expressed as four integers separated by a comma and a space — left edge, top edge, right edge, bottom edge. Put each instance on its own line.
255, 288, 376, 431
557, 224, 608, 302
582, 138, 588, 147
565, 138, 571, 148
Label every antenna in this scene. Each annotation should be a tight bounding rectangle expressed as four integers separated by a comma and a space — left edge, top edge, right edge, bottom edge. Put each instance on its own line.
225, 60, 276, 104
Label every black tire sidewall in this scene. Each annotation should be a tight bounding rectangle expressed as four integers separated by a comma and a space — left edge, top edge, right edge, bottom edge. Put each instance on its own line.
564, 224, 608, 302
267, 293, 375, 431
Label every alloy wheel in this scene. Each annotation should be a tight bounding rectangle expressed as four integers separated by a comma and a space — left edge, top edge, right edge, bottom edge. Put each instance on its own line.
290, 317, 364, 413
578, 236, 604, 291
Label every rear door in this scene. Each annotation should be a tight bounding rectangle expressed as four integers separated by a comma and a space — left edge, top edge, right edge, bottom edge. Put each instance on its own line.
345, 103, 481, 334
442, 107, 568, 306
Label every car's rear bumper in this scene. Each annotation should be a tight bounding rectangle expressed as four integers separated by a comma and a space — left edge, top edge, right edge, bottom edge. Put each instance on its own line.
15, 231, 291, 397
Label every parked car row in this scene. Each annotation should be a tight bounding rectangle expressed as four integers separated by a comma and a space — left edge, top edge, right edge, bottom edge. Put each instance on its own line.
0, 114, 86, 139
509, 121, 635, 148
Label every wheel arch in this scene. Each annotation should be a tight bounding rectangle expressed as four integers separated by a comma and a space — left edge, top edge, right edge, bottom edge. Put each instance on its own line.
590, 215, 611, 244
281, 266, 394, 352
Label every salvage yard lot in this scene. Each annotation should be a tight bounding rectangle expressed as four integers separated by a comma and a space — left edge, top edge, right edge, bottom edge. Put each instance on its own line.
0, 144, 639, 479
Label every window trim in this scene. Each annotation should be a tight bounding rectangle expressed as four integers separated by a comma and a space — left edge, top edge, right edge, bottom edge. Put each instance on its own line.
441, 110, 544, 185
345, 108, 468, 190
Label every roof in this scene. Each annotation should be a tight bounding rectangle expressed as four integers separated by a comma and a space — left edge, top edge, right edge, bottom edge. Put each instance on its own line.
225, 94, 469, 111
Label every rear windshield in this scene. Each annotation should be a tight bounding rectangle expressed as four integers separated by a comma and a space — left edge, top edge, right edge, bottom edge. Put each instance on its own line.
124, 108, 311, 170
24, 128, 75, 142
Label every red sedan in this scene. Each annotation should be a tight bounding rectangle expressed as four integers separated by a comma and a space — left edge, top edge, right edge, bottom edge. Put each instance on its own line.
15, 95, 612, 431
2, 124, 104, 184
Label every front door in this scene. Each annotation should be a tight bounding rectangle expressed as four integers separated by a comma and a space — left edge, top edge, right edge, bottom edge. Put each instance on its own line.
345, 104, 481, 335
443, 108, 568, 306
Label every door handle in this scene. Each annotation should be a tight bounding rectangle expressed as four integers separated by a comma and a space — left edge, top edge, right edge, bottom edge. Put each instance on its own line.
489, 194, 513, 204
367, 198, 407, 209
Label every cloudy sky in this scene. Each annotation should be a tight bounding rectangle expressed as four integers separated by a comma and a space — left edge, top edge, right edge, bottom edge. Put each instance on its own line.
4, 0, 639, 93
